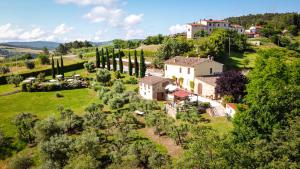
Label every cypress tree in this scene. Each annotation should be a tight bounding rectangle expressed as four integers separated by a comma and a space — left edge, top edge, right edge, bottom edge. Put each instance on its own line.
101, 48, 105, 68
134, 50, 139, 78
56, 60, 60, 75
51, 57, 55, 79
128, 52, 132, 76
119, 49, 123, 73
96, 48, 100, 68
60, 55, 64, 78
112, 49, 117, 71
106, 48, 110, 70
140, 49, 146, 78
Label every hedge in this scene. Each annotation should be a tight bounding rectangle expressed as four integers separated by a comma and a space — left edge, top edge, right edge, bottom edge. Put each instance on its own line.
0, 61, 86, 84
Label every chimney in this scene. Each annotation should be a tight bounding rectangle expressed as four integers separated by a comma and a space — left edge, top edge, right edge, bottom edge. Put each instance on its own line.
207, 55, 211, 60
211, 56, 214, 61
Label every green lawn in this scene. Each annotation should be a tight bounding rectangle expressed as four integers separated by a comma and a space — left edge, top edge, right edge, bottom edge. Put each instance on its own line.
0, 86, 100, 137
0, 84, 17, 95
202, 113, 233, 135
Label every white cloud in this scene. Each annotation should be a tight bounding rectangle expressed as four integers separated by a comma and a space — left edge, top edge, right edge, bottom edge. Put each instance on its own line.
56, 0, 117, 6
19, 27, 46, 40
83, 6, 123, 26
169, 24, 187, 34
0, 23, 23, 40
124, 14, 143, 27
54, 24, 73, 34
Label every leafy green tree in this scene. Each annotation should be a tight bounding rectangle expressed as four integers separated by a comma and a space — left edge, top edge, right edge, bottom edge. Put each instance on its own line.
6, 74, 23, 87
56, 44, 68, 55
83, 103, 106, 130
25, 60, 35, 69
106, 48, 110, 70
96, 69, 111, 84
118, 49, 123, 73
14, 113, 37, 144
112, 80, 125, 93
175, 126, 224, 168
83, 61, 95, 73
70, 130, 100, 157
95, 48, 100, 68
139, 49, 146, 77
134, 50, 139, 78
112, 49, 117, 71
56, 60, 60, 75
34, 117, 62, 142
60, 56, 64, 77
101, 48, 105, 68
128, 52, 133, 76
42, 47, 50, 55
59, 108, 83, 134
64, 154, 100, 169
9, 156, 34, 169
51, 57, 55, 79
40, 134, 73, 166
38, 54, 50, 65
233, 49, 300, 141
168, 123, 189, 145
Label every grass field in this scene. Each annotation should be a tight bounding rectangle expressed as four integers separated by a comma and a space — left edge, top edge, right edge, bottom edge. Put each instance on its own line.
0, 87, 100, 137
202, 113, 233, 135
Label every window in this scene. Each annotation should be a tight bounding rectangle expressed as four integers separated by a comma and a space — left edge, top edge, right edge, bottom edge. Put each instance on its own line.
210, 68, 213, 74
209, 23, 211, 26
179, 67, 182, 73
187, 68, 190, 74
217, 24, 220, 27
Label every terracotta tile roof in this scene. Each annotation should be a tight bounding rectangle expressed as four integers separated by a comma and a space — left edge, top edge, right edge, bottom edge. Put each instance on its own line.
203, 19, 228, 23
196, 76, 220, 86
164, 56, 210, 67
188, 23, 206, 26
140, 76, 169, 85
227, 103, 237, 110
173, 89, 191, 99
231, 24, 243, 28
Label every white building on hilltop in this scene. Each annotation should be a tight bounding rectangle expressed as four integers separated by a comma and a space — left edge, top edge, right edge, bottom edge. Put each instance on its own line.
186, 19, 245, 39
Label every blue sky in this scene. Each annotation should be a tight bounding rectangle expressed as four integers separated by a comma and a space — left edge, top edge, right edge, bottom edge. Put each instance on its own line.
0, 0, 299, 42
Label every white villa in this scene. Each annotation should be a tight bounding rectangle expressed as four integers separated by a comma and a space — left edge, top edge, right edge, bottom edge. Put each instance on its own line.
186, 19, 245, 39
139, 76, 171, 100
164, 56, 223, 99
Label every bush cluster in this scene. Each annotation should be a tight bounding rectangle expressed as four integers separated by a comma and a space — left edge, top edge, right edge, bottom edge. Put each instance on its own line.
22, 80, 88, 92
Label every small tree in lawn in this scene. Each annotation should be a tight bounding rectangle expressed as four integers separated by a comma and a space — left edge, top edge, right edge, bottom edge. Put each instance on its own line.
51, 57, 55, 79
56, 60, 60, 75
140, 49, 146, 77
112, 49, 117, 71
101, 48, 105, 68
14, 113, 37, 144
215, 70, 247, 102
60, 55, 64, 77
134, 50, 139, 78
106, 48, 110, 70
6, 74, 23, 87
96, 48, 100, 68
118, 49, 123, 73
128, 52, 132, 76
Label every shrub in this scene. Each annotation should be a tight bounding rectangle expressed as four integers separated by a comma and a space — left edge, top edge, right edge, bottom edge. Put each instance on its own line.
108, 95, 126, 109
102, 91, 115, 104
112, 80, 125, 93
25, 60, 35, 69
0, 66, 10, 74
37, 73, 45, 82
6, 74, 23, 87
222, 95, 235, 106
84, 61, 95, 73
113, 70, 122, 79
9, 156, 34, 169
38, 54, 50, 65
125, 76, 138, 84
96, 69, 111, 84
98, 86, 111, 98
56, 92, 64, 98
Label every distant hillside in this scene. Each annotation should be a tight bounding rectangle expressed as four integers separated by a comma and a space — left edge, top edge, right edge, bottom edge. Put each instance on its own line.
0, 41, 60, 50
91, 41, 113, 46
226, 12, 300, 30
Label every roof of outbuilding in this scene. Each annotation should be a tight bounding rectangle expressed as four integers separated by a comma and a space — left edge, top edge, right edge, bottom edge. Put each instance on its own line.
140, 76, 170, 85
195, 76, 220, 86
227, 103, 237, 110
